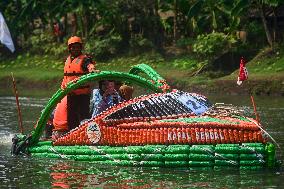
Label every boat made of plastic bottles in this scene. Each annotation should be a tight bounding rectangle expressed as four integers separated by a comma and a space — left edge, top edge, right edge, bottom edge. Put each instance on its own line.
11, 64, 280, 169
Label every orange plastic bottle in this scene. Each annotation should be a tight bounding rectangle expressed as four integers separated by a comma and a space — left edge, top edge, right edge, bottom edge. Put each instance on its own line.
223, 129, 229, 143
239, 130, 244, 143
233, 129, 239, 143
185, 127, 191, 144
214, 128, 220, 144
248, 131, 253, 142
243, 131, 248, 143
199, 128, 205, 144
253, 131, 257, 142
209, 128, 215, 144
191, 128, 197, 144
219, 129, 225, 143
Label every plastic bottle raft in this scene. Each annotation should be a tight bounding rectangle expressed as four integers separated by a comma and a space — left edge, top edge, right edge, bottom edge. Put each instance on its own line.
11, 64, 280, 169
29, 141, 277, 169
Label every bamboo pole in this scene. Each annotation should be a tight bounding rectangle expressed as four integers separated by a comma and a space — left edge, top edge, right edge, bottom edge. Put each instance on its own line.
11, 72, 24, 133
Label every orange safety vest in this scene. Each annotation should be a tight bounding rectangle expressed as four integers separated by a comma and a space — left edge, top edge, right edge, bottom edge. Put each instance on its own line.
53, 96, 67, 131
61, 54, 90, 95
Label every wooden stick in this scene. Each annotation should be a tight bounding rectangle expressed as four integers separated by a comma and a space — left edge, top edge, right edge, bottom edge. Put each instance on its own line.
250, 95, 260, 125
11, 72, 24, 134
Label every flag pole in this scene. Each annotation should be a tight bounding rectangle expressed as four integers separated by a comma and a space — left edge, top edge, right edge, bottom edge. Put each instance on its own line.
250, 94, 260, 125
11, 72, 24, 134
237, 57, 260, 123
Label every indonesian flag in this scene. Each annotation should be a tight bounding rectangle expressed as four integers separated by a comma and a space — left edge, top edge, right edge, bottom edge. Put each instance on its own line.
237, 57, 248, 85
0, 12, 15, 52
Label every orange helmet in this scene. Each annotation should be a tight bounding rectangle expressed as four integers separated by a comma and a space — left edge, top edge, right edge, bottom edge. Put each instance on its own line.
67, 36, 82, 46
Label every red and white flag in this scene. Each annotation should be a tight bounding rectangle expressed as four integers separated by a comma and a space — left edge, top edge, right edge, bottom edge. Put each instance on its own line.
237, 57, 248, 85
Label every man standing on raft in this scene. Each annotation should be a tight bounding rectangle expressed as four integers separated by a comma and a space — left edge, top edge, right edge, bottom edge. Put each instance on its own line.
52, 36, 98, 138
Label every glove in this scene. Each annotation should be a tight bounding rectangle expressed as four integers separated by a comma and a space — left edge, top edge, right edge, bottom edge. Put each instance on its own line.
87, 64, 100, 73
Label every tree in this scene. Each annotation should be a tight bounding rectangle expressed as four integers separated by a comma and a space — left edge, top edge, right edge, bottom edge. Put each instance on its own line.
254, 0, 280, 48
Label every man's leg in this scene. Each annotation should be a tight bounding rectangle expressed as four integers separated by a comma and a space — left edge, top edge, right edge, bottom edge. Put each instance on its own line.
78, 94, 91, 122
67, 95, 79, 131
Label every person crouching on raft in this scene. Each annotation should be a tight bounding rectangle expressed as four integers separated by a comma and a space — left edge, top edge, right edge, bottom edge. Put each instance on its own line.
91, 80, 123, 118
119, 84, 134, 101
52, 36, 99, 138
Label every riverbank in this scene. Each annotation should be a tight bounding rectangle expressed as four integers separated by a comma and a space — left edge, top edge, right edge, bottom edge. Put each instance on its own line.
1, 48, 284, 97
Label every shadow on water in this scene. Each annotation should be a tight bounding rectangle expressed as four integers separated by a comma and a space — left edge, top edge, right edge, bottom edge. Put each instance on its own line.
0, 95, 284, 188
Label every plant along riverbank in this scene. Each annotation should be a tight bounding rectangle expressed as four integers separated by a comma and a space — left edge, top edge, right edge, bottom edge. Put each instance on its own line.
1, 48, 284, 97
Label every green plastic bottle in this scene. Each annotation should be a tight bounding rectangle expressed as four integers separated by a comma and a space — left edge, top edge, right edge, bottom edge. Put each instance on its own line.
265, 143, 275, 168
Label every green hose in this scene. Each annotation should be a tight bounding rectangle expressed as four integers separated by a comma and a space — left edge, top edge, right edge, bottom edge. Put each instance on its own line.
31, 68, 167, 145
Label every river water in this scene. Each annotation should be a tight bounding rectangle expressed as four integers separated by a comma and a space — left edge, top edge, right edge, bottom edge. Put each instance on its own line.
0, 95, 283, 188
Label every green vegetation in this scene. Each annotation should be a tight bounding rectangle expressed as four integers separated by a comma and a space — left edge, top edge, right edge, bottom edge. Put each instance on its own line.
223, 46, 284, 79
247, 48, 284, 74
0, 1, 284, 96
1, 47, 284, 97
0, 55, 61, 80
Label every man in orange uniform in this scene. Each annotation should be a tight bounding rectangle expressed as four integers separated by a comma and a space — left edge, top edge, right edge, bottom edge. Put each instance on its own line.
58, 36, 98, 134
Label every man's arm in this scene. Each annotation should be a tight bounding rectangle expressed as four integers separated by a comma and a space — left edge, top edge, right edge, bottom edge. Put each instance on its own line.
82, 56, 100, 73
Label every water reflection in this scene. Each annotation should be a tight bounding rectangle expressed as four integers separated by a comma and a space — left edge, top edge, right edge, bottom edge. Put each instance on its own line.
47, 160, 283, 188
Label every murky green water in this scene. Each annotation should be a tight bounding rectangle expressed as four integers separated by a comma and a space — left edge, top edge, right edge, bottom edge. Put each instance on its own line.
0, 95, 283, 188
